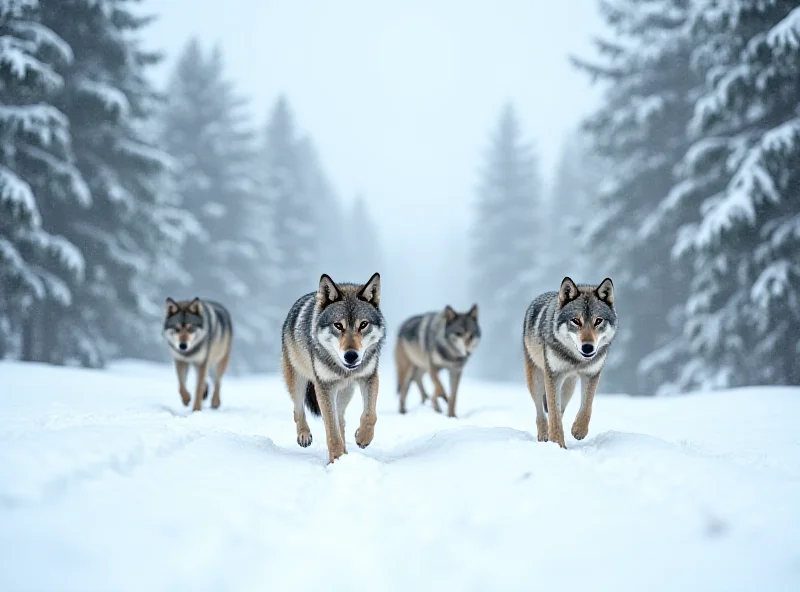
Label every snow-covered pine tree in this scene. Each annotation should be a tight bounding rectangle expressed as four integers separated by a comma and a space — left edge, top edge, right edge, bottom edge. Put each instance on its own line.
159, 39, 273, 372
469, 102, 543, 382
544, 130, 603, 288
668, 1, 800, 389
296, 136, 348, 281
262, 96, 319, 316
31, 0, 188, 366
0, 0, 88, 360
343, 193, 383, 281
572, 0, 699, 395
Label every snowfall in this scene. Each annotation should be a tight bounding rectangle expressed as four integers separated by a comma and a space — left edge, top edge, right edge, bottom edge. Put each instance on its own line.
1, 359, 799, 592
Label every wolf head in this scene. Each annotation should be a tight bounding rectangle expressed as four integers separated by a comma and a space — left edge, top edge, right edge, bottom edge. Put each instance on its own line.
314, 272, 386, 371
555, 277, 617, 361
163, 297, 207, 353
443, 304, 481, 357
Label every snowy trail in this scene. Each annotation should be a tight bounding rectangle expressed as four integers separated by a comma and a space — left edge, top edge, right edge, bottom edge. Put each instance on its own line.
1, 360, 799, 591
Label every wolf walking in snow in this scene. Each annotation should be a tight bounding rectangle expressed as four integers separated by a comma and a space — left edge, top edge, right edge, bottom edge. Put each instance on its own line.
162, 297, 233, 412
281, 273, 385, 464
522, 277, 617, 448
395, 305, 481, 417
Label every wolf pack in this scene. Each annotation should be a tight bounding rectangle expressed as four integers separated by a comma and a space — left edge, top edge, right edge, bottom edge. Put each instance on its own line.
162, 273, 617, 463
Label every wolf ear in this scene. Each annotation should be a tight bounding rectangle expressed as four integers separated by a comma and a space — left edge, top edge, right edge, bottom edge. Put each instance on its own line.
443, 305, 457, 323
358, 272, 381, 306
596, 277, 614, 306
165, 297, 179, 315
558, 277, 580, 308
317, 274, 341, 307
468, 303, 479, 320
187, 298, 201, 315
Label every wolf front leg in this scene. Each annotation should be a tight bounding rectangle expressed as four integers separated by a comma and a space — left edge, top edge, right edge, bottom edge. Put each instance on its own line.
524, 356, 548, 442
316, 382, 346, 463
191, 362, 209, 412
572, 373, 601, 441
355, 373, 379, 449
543, 365, 566, 448
337, 384, 356, 444
428, 369, 447, 413
174, 360, 191, 406
446, 367, 462, 418
210, 348, 230, 410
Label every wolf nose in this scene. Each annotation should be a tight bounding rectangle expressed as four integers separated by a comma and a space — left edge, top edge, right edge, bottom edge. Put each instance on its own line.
581, 343, 595, 355
343, 350, 359, 365
179, 342, 188, 351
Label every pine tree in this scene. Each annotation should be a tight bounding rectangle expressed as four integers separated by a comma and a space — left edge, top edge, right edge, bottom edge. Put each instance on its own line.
160, 39, 273, 372
296, 136, 346, 280
667, 1, 800, 389
544, 130, 603, 288
343, 194, 382, 281
470, 102, 543, 382
262, 96, 318, 314
0, 0, 88, 359
26, 0, 188, 366
573, 0, 699, 395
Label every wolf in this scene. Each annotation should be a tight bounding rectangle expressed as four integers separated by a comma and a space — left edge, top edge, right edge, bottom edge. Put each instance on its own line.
281, 272, 385, 464
395, 304, 480, 418
522, 277, 617, 448
162, 297, 233, 412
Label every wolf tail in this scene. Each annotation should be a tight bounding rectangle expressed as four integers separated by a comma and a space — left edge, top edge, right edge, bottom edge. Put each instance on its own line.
305, 381, 321, 416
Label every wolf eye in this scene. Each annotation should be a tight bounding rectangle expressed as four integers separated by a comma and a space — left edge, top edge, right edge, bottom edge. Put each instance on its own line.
334, 322, 345, 331
571, 318, 582, 327
594, 318, 604, 327
358, 321, 369, 331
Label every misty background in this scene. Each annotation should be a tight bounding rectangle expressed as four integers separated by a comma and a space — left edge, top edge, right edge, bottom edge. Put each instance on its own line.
2, 0, 798, 396
143, 0, 604, 315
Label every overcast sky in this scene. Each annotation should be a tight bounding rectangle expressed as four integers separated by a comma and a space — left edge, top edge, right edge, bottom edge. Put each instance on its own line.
144, 1, 605, 319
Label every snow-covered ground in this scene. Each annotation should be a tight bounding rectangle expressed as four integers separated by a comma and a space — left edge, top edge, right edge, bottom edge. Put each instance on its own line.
1, 359, 799, 592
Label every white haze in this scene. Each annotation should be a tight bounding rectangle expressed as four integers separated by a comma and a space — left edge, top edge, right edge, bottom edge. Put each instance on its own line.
145, 0, 605, 320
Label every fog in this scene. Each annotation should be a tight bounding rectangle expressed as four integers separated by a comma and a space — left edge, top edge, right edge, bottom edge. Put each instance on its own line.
145, 0, 605, 317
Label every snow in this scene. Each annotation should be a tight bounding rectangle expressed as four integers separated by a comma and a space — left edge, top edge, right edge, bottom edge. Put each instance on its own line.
7, 20, 74, 65
1, 359, 799, 591
0, 165, 39, 223
76, 79, 130, 118
0, 35, 62, 90
751, 6, 800, 56
0, 105, 70, 148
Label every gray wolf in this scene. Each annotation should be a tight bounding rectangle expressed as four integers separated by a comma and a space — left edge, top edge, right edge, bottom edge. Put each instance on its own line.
395, 304, 480, 418
163, 297, 233, 412
281, 273, 385, 464
522, 277, 617, 448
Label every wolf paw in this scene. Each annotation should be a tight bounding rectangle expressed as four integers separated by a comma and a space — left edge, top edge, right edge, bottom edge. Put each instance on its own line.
355, 426, 374, 449
548, 426, 567, 449
297, 432, 313, 448
327, 443, 346, 464
571, 421, 589, 441
180, 390, 191, 406
536, 418, 549, 442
